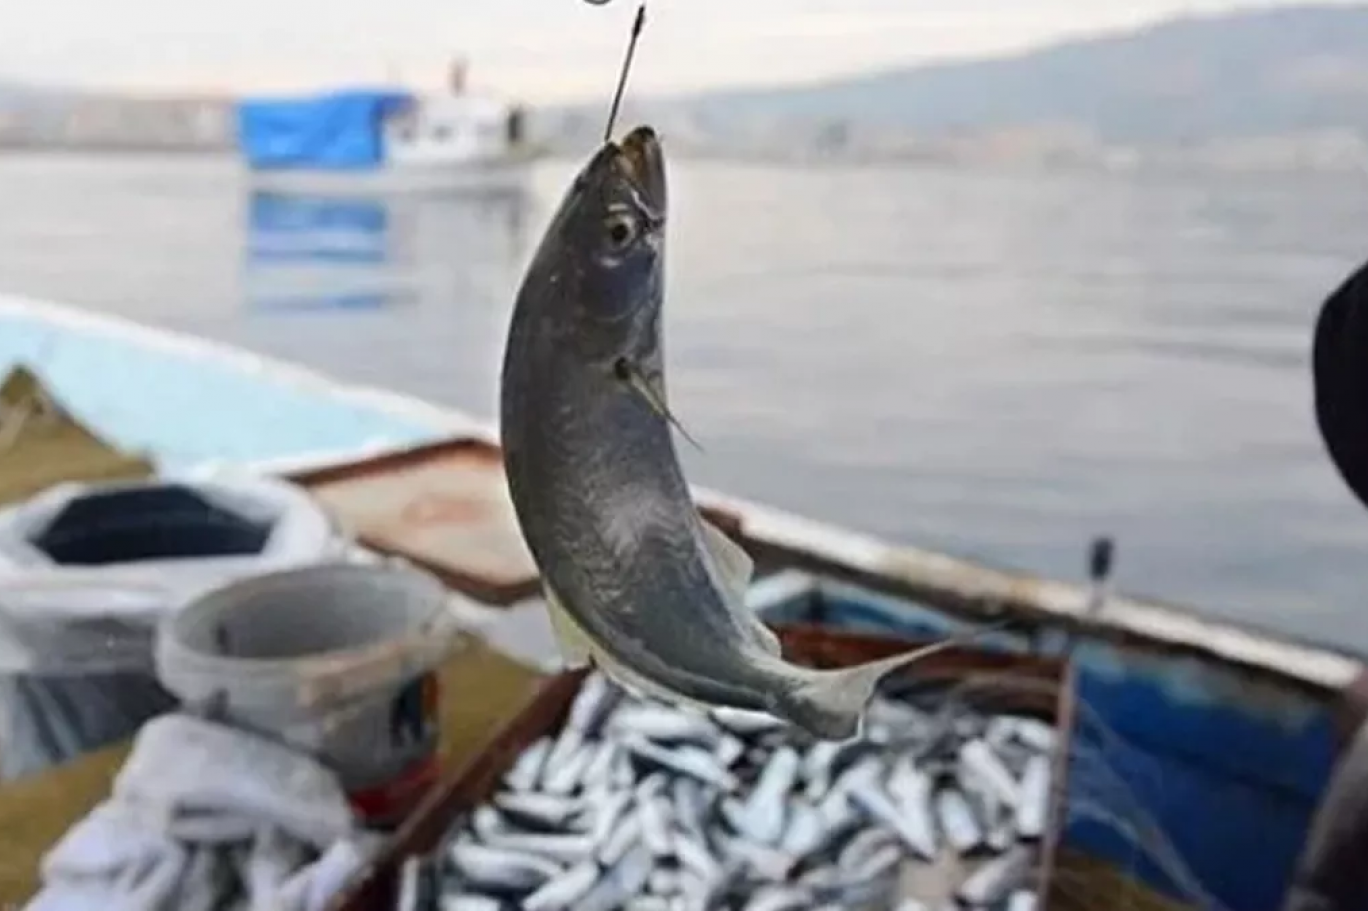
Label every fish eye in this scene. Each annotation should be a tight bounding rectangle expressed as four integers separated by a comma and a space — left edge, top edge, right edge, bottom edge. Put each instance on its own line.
604, 210, 639, 251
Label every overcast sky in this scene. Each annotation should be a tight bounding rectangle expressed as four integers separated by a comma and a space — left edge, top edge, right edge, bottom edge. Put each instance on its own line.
0, 0, 1353, 101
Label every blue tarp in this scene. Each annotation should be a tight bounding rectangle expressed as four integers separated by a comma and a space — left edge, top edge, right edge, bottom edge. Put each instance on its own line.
235, 89, 413, 171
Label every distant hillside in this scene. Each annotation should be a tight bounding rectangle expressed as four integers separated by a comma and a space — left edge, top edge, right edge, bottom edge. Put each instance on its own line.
633, 4, 1368, 145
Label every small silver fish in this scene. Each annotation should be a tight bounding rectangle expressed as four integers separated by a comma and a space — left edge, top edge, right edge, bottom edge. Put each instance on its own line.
987, 818, 1018, 853
741, 886, 811, 911
836, 827, 899, 871
566, 671, 620, 734
611, 747, 637, 789
470, 807, 506, 842
523, 860, 600, 911
801, 740, 842, 799
1015, 754, 1052, 840
504, 737, 552, 791
611, 703, 719, 744
1010, 718, 1057, 754
673, 831, 721, 881
493, 792, 582, 829
622, 735, 740, 791
779, 798, 824, 856
714, 734, 747, 768
710, 707, 789, 737
542, 727, 586, 789
640, 795, 674, 857
848, 780, 936, 860
446, 842, 562, 891
440, 895, 505, 911
852, 842, 904, 880
886, 760, 938, 858
935, 788, 983, 854
648, 868, 681, 895
577, 845, 654, 911
598, 810, 644, 866
725, 837, 795, 882
671, 778, 708, 838
797, 866, 842, 890
626, 899, 676, 911
736, 746, 800, 844
396, 855, 435, 911
542, 742, 596, 795
482, 831, 594, 864
959, 738, 1022, 808
579, 740, 620, 791
588, 789, 634, 846
958, 844, 1033, 906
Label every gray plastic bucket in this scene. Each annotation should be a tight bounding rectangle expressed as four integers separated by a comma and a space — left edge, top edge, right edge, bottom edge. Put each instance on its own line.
155, 562, 463, 826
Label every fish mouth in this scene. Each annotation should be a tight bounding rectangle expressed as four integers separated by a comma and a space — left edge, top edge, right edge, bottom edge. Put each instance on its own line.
614, 126, 666, 215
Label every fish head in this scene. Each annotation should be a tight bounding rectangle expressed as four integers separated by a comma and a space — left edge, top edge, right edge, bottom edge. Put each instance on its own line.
514, 125, 667, 364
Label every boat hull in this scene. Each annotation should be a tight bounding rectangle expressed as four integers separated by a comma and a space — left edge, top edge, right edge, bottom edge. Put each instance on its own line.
0, 291, 1360, 911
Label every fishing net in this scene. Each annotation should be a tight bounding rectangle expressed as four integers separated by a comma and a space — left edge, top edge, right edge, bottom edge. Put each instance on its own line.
927, 670, 1234, 911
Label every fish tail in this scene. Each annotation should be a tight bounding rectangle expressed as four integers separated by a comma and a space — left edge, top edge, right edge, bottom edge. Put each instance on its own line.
777, 624, 1008, 741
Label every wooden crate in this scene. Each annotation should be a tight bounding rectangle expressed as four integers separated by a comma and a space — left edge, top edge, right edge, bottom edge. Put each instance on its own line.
329, 624, 1077, 911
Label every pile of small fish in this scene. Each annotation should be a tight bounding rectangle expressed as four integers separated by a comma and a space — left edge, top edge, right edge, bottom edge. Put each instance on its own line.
398, 671, 1057, 911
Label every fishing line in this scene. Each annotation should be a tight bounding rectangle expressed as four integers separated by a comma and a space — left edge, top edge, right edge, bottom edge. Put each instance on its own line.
603, 3, 647, 142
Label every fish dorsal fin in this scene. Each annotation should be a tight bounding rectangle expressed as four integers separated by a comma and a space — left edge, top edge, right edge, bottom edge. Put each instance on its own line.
699, 515, 782, 656
543, 586, 593, 670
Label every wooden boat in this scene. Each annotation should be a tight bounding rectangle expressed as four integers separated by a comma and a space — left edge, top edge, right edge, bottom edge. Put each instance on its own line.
0, 289, 1363, 911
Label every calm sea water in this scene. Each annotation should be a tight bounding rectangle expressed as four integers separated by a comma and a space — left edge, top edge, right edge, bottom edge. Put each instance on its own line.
0, 152, 1365, 650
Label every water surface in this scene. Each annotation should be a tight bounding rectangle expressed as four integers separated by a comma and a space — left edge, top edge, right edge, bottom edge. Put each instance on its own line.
0, 152, 1364, 649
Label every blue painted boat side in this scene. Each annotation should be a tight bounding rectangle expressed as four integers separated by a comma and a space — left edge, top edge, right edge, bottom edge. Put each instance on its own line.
0, 312, 443, 468
757, 576, 1334, 911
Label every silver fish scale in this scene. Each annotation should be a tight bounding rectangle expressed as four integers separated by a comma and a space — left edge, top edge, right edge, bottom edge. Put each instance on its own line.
400, 672, 1058, 911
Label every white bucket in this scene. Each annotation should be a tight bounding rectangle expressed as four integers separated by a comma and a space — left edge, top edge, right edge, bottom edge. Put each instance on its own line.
155, 562, 463, 827
0, 475, 347, 780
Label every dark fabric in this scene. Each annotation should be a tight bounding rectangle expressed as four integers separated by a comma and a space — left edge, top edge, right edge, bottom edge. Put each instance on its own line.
1282, 719, 1368, 911
1282, 258, 1368, 911
1313, 257, 1368, 514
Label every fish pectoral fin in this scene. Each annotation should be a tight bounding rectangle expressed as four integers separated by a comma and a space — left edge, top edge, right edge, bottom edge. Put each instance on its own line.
699, 514, 781, 656
616, 358, 704, 452
543, 587, 593, 670
699, 514, 755, 596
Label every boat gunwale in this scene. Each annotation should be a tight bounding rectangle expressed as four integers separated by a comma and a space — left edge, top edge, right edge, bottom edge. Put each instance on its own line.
0, 290, 1361, 700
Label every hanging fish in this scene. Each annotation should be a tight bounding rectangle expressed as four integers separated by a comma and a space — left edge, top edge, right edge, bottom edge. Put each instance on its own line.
499, 126, 990, 740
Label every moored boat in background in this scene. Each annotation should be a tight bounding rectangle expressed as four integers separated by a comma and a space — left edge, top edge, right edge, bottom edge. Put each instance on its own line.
235, 60, 538, 199
0, 289, 1363, 911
